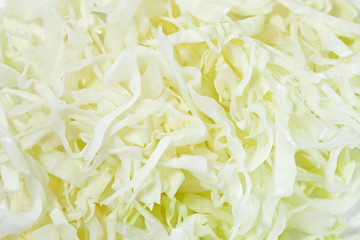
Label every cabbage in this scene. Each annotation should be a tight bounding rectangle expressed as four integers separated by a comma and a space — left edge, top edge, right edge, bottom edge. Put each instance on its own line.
1, 0, 360, 239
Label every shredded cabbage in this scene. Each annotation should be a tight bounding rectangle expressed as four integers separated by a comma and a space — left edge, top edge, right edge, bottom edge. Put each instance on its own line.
1, 0, 360, 239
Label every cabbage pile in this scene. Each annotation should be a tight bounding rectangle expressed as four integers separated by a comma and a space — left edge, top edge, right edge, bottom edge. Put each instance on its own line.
1, 0, 360, 239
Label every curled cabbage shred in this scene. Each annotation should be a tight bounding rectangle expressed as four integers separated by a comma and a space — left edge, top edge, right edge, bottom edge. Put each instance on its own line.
1, 0, 360, 239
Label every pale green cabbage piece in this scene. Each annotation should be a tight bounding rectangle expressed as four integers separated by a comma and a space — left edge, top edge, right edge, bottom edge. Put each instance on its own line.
1, 0, 360, 239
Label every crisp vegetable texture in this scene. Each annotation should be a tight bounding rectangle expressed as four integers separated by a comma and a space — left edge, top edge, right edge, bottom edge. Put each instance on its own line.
1, 0, 360, 239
